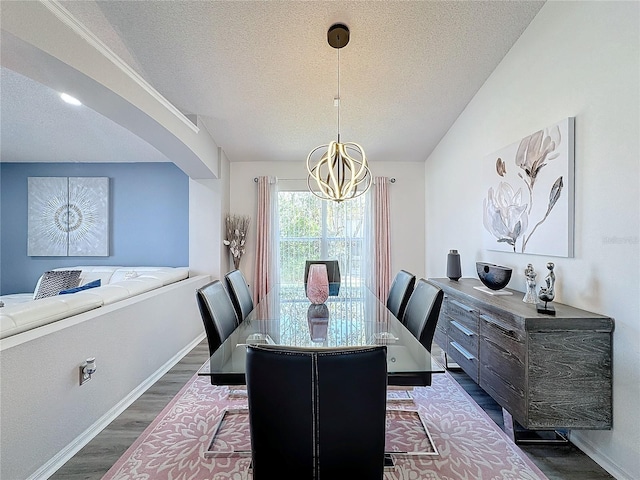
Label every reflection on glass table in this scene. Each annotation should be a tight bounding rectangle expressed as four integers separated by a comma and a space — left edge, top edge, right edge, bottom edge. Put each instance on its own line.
198, 284, 445, 386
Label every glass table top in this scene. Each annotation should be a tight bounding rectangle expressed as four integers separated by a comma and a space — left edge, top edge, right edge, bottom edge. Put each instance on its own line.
198, 283, 444, 386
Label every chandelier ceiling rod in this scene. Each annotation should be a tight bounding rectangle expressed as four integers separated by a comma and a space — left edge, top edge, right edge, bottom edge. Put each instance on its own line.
336, 46, 340, 142
306, 23, 372, 203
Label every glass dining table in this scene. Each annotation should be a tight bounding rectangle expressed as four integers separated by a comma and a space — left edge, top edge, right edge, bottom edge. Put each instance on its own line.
198, 283, 445, 386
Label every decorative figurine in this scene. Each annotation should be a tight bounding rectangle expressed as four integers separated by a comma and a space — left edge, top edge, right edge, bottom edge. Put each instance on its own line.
537, 262, 556, 315
523, 264, 538, 304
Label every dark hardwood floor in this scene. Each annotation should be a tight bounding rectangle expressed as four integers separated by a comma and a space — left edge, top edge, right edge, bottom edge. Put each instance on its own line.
51, 339, 613, 479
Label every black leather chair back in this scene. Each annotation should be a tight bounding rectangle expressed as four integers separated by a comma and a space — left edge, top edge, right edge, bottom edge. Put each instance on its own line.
386, 270, 416, 321
224, 269, 254, 322
196, 280, 239, 357
246, 345, 387, 480
402, 279, 444, 352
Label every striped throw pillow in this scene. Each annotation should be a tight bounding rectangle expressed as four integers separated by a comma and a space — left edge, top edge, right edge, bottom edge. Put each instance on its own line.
34, 270, 82, 299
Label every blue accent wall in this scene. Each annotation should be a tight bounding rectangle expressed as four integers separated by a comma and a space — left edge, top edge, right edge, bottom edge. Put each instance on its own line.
0, 162, 189, 294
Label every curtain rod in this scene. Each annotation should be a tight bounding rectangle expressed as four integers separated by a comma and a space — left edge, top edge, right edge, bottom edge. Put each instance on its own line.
254, 177, 396, 183
253, 177, 303, 182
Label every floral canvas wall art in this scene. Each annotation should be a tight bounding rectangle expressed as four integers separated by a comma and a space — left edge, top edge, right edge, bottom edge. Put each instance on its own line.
28, 177, 109, 256
482, 117, 574, 257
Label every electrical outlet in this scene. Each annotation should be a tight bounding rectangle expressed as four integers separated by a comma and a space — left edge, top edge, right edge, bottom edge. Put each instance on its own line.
79, 357, 96, 385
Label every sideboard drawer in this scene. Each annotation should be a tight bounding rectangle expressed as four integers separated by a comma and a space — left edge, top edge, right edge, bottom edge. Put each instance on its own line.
480, 361, 527, 424
448, 339, 479, 382
479, 312, 525, 350
448, 319, 478, 357
446, 298, 478, 332
479, 313, 526, 423
479, 317, 525, 391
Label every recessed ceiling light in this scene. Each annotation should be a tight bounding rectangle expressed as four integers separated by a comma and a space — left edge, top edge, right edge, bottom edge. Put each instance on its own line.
60, 93, 82, 106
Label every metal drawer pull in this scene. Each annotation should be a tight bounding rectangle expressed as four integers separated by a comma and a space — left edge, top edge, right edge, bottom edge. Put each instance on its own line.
480, 315, 515, 336
450, 341, 475, 361
449, 299, 474, 313
450, 320, 475, 337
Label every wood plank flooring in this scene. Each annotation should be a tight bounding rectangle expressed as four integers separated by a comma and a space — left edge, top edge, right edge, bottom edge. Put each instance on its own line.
50, 340, 211, 480
51, 339, 613, 480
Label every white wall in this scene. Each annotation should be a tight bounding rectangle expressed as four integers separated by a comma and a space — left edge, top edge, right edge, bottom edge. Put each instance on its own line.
0, 276, 210, 480
189, 148, 231, 279
424, 2, 639, 478
229, 160, 426, 287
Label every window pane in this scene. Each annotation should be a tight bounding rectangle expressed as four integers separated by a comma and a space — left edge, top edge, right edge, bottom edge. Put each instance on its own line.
326, 197, 365, 288
278, 192, 322, 285
278, 191, 365, 290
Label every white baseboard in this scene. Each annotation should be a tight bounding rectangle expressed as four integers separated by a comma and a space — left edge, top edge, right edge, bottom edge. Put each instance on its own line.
30, 332, 206, 480
570, 433, 633, 480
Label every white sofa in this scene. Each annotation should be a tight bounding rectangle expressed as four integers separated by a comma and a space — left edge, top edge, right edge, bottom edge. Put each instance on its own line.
0, 266, 189, 339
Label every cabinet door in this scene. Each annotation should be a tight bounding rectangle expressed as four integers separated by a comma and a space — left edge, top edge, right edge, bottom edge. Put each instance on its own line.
527, 331, 613, 429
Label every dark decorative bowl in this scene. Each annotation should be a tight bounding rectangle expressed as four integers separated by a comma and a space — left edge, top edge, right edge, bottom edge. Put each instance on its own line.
476, 262, 512, 290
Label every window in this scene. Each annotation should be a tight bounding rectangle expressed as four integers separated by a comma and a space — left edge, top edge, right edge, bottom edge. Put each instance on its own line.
278, 191, 365, 291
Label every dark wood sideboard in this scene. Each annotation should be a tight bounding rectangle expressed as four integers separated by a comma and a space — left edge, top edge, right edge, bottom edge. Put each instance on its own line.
429, 277, 613, 432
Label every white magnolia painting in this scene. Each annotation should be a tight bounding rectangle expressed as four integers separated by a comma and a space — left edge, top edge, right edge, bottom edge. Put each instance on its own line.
28, 177, 109, 256
482, 118, 574, 257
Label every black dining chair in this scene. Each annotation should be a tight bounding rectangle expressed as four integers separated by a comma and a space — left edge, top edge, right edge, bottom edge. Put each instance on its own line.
195, 280, 239, 358
224, 269, 254, 322
246, 345, 387, 480
401, 278, 444, 353
386, 270, 416, 321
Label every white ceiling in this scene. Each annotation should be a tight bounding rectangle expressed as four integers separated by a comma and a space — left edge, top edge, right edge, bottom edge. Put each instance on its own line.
1, 0, 545, 166
0, 67, 171, 164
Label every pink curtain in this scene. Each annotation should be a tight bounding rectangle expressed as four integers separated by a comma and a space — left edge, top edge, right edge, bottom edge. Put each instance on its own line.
371, 176, 391, 302
253, 176, 278, 304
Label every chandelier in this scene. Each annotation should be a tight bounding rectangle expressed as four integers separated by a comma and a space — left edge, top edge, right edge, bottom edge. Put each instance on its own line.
307, 23, 372, 202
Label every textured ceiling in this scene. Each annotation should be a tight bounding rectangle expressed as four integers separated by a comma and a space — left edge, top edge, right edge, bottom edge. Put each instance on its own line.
1, 0, 545, 166
1, 67, 170, 164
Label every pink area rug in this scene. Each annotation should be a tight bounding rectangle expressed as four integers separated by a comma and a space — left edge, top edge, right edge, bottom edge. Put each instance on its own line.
102, 372, 548, 480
